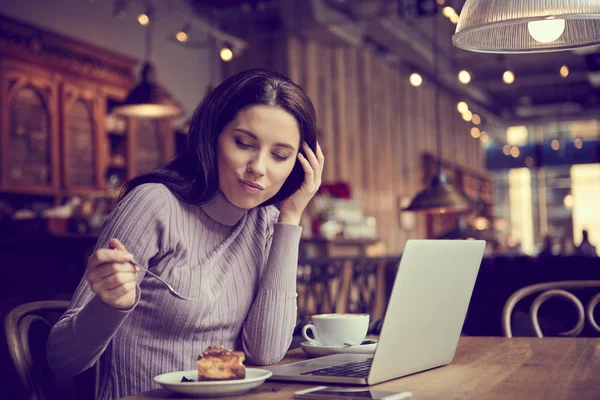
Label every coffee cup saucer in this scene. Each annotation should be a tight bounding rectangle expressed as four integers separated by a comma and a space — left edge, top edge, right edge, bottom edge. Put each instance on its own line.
300, 339, 378, 358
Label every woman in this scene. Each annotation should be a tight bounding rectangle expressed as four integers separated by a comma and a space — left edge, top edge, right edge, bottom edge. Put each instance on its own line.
47, 68, 324, 398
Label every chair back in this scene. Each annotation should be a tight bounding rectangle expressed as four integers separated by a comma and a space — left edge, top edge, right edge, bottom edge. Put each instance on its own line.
502, 281, 600, 338
296, 256, 400, 334
4, 300, 96, 400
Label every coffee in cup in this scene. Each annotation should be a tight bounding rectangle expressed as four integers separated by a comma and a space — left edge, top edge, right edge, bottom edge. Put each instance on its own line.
302, 313, 369, 346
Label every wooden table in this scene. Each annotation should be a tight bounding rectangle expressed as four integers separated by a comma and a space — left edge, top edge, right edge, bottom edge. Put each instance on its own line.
123, 337, 600, 400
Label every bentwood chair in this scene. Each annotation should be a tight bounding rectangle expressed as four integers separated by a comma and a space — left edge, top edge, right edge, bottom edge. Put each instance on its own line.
4, 300, 96, 400
502, 281, 600, 338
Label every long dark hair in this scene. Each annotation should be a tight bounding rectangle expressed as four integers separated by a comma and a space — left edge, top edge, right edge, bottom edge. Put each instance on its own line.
121, 68, 317, 206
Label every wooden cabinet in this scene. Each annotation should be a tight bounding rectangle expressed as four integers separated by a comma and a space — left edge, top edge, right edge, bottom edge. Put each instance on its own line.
60, 80, 105, 195
0, 60, 60, 195
0, 15, 175, 203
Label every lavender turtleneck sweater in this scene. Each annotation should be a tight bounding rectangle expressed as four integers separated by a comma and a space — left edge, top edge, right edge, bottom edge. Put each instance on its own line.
47, 183, 301, 399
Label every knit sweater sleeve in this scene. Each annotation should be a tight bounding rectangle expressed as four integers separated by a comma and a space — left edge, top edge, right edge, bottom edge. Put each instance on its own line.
47, 184, 170, 379
241, 207, 302, 365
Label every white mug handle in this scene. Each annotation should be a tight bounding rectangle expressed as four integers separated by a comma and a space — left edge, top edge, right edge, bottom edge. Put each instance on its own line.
302, 324, 321, 344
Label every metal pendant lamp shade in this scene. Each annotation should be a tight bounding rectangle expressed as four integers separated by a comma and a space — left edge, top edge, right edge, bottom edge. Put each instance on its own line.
403, 13, 473, 215
453, 0, 600, 53
114, 62, 184, 119
403, 172, 473, 214
113, 20, 184, 119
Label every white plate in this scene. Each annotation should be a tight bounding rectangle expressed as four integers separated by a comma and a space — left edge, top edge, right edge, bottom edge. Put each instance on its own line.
153, 368, 272, 397
300, 340, 378, 358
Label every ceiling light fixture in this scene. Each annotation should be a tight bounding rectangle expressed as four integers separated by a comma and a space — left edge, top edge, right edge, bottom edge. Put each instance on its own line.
114, 11, 184, 119
453, 0, 600, 53
403, 12, 472, 215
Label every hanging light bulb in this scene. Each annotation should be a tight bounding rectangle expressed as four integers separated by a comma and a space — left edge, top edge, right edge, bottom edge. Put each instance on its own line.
527, 18, 566, 43
470, 127, 481, 138
560, 64, 570, 78
462, 110, 473, 121
457, 101, 469, 113
409, 72, 423, 87
458, 70, 471, 84
453, 0, 600, 53
472, 114, 481, 125
503, 70, 515, 84
220, 46, 233, 62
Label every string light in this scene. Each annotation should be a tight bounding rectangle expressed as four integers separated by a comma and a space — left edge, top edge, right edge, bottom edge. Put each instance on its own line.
470, 127, 481, 138
525, 156, 534, 167
442, 6, 455, 18
457, 101, 469, 114
472, 114, 481, 125
560, 65, 570, 78
458, 70, 472, 84
574, 137, 583, 149
503, 145, 512, 155
480, 131, 490, 143
503, 70, 515, 84
563, 194, 574, 208
220, 46, 233, 62
551, 139, 560, 150
176, 25, 190, 43
462, 110, 473, 121
137, 12, 150, 26
409, 72, 423, 87
510, 146, 520, 158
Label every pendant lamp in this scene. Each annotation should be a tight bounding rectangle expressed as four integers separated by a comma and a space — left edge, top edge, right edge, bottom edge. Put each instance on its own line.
453, 0, 600, 53
403, 12, 473, 214
114, 19, 184, 119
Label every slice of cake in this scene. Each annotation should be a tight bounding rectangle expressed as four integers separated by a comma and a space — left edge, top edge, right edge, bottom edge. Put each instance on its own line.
196, 345, 246, 381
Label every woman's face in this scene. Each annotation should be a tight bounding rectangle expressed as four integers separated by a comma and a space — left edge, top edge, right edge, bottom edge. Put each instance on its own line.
217, 105, 301, 209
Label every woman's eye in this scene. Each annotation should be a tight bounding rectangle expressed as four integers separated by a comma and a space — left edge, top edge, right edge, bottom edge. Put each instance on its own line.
235, 139, 253, 149
272, 153, 289, 161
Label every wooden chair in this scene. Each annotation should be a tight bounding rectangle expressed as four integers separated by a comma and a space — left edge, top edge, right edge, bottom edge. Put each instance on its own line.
4, 300, 96, 400
502, 281, 600, 338
296, 256, 400, 335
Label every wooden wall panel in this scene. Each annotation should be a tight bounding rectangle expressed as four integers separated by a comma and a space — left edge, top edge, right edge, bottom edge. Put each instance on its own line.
282, 38, 487, 254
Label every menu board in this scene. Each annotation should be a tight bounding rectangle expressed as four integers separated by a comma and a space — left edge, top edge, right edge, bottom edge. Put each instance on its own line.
9, 87, 51, 185
67, 99, 96, 187
136, 119, 161, 174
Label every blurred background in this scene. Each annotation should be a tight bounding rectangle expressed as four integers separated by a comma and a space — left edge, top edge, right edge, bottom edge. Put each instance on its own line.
1, 0, 599, 397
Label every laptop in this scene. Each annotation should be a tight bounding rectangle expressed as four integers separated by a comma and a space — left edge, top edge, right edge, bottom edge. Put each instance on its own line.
267, 239, 485, 386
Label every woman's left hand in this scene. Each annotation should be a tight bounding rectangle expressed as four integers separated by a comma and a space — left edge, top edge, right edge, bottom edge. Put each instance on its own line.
278, 142, 325, 225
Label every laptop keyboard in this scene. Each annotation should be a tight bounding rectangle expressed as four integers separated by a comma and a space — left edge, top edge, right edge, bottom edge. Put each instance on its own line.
301, 357, 373, 378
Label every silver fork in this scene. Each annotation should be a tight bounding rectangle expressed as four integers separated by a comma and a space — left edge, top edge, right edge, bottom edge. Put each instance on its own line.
129, 260, 201, 301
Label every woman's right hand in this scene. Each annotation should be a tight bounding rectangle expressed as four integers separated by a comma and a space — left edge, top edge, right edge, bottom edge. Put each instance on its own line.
86, 238, 140, 310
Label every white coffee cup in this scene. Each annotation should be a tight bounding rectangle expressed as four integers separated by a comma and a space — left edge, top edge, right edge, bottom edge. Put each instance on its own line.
302, 313, 369, 347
